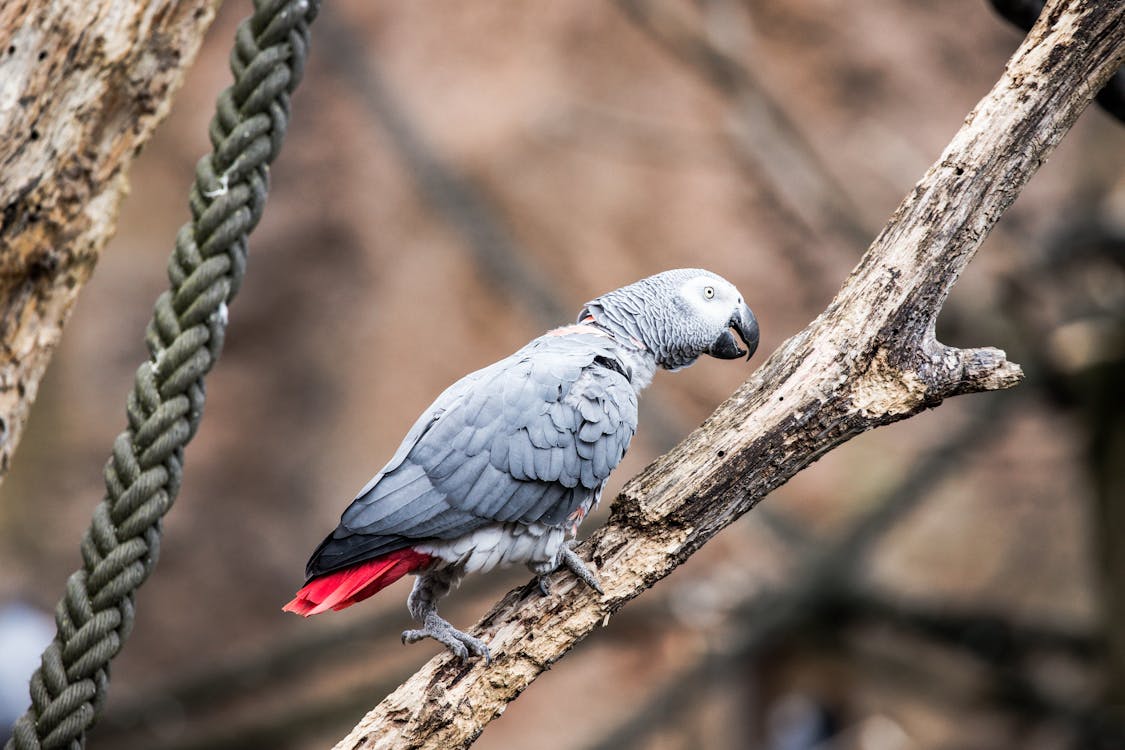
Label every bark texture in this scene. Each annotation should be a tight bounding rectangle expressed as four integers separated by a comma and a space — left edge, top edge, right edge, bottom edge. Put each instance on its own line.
334, 1, 1125, 748
0, 0, 220, 479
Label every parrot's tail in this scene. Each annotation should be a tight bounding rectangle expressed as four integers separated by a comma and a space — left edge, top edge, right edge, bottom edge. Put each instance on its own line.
282, 549, 433, 616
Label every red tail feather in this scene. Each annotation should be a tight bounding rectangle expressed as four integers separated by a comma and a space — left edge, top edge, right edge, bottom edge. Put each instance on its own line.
282, 549, 432, 616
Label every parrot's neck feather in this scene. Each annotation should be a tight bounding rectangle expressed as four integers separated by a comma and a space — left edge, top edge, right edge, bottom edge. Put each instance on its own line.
574, 320, 658, 393
615, 344, 658, 393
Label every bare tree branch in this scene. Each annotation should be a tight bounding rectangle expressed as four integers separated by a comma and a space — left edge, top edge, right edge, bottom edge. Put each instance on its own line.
333, 3, 1123, 748
0, 0, 219, 482
98, 374, 1012, 749
989, 0, 1125, 121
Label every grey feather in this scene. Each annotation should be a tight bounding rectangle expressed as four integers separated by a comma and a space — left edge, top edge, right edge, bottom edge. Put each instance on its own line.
488, 432, 510, 471
592, 436, 609, 479
523, 483, 571, 523
575, 438, 594, 460
561, 447, 581, 488
461, 463, 516, 516
370, 486, 448, 532
578, 419, 604, 443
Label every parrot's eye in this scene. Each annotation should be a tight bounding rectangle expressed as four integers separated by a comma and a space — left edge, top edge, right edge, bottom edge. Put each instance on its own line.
703, 286, 715, 299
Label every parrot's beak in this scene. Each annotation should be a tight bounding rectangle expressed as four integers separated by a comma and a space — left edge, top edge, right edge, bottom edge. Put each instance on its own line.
708, 303, 760, 361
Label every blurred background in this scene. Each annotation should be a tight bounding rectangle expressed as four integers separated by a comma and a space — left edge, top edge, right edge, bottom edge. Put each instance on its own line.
2, 0, 1124, 748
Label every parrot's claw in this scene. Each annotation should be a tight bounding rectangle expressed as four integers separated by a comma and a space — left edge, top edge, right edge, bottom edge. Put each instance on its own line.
533, 543, 604, 597
402, 613, 491, 665
559, 545, 604, 596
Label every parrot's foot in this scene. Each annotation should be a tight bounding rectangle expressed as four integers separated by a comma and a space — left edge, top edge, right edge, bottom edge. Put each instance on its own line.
402, 613, 491, 664
536, 542, 604, 597
561, 545, 604, 595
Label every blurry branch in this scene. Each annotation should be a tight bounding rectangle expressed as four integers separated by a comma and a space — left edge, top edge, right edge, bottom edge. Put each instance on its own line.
835, 591, 1110, 743
1081, 347, 1125, 714
781, 394, 1014, 593
93, 572, 513, 748
314, 14, 568, 327
609, 0, 872, 310
590, 585, 1106, 746
582, 640, 737, 750
754, 506, 817, 549
998, 220, 1125, 714
847, 591, 1097, 667
589, 508, 1103, 750
586, 593, 1101, 750
110, 668, 405, 750
0, 1, 218, 483
611, 0, 873, 248
333, 4, 1122, 748
314, 11, 693, 451
838, 611, 1110, 742
999, 218, 1125, 410
583, 396, 1020, 750
1033, 223, 1125, 714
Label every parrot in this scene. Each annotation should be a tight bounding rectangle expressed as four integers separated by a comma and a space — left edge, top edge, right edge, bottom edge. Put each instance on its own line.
283, 268, 759, 662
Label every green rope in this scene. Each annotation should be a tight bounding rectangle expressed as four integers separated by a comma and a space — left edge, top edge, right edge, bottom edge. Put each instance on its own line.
6, 1, 320, 747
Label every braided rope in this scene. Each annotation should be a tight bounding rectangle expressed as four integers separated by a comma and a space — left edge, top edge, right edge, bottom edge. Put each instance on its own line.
6, 1, 320, 747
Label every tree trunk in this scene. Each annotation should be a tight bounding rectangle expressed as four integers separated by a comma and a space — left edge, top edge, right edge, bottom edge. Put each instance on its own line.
0, 0, 220, 479
333, 1, 1125, 748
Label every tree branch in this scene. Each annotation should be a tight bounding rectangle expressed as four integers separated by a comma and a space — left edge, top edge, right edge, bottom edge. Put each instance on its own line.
94, 380, 1013, 749
334, 2, 1124, 748
0, 0, 220, 481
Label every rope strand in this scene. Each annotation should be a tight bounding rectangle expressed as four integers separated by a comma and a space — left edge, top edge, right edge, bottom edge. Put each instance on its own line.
6, 1, 320, 747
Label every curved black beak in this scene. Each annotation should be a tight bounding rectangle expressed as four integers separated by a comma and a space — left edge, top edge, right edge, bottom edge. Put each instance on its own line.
708, 302, 760, 361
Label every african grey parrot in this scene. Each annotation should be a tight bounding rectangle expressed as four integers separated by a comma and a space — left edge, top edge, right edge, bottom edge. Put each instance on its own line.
284, 269, 759, 661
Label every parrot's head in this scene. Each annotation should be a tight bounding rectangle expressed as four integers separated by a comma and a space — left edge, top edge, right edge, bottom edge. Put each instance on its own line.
578, 269, 759, 371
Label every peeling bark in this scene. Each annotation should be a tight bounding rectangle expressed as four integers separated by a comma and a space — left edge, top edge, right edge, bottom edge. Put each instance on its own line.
333, 1, 1125, 748
0, 0, 220, 480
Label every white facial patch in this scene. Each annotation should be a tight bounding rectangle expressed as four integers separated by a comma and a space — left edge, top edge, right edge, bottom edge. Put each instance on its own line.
679, 275, 741, 328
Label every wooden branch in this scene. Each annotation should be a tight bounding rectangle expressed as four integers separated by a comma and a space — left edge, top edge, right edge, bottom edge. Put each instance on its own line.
96, 387, 1012, 749
0, 0, 219, 480
335, 2, 1124, 748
